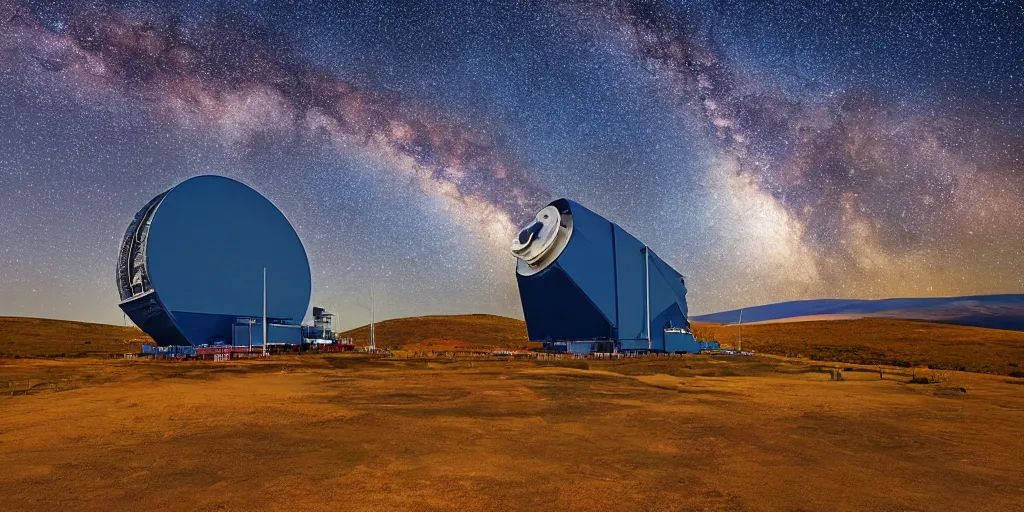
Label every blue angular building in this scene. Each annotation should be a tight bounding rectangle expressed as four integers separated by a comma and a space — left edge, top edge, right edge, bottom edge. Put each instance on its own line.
116, 175, 311, 347
511, 199, 700, 354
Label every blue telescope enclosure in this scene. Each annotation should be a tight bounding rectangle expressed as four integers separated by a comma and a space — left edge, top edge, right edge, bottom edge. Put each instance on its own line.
116, 175, 311, 347
512, 198, 698, 354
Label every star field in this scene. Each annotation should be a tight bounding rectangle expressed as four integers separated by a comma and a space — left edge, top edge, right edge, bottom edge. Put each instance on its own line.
0, 0, 1021, 328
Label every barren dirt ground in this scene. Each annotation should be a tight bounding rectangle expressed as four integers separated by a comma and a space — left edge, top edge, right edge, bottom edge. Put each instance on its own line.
1, 355, 1022, 511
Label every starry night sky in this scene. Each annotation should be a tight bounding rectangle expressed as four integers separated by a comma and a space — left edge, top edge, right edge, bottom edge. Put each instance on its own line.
1, 0, 1022, 329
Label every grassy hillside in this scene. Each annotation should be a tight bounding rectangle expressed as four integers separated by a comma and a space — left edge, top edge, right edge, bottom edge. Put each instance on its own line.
692, 318, 1024, 375
338, 314, 532, 351
3, 314, 1023, 376
341, 314, 1024, 375
0, 317, 153, 358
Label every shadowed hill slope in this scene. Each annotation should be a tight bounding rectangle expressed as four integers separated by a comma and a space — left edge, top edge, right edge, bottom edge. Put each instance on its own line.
0, 317, 153, 357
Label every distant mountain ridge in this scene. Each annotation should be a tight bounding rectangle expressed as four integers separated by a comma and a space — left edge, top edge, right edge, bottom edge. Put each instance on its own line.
692, 294, 1024, 331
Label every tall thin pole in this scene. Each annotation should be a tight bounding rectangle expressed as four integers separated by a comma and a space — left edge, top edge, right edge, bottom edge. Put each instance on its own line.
737, 308, 743, 352
369, 290, 375, 351
644, 247, 651, 351
262, 267, 268, 357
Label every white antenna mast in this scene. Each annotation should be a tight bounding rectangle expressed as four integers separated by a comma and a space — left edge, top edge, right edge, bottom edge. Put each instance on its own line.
369, 288, 375, 352
645, 246, 651, 351
737, 308, 743, 352
262, 267, 268, 357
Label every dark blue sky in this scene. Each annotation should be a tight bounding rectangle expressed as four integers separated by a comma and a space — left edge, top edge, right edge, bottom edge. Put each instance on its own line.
1, 0, 1021, 328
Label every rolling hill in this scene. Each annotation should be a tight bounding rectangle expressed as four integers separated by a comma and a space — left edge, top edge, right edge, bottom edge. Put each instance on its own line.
2, 313, 1023, 376
690, 318, 1024, 375
341, 314, 1024, 375
0, 316, 153, 357
337, 314, 533, 351
692, 294, 1024, 331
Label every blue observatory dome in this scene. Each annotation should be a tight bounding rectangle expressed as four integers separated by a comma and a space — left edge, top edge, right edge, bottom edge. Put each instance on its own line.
116, 176, 311, 347
512, 199, 701, 354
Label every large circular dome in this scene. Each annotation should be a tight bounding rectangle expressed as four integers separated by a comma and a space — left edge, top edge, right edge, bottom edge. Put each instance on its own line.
116, 175, 311, 346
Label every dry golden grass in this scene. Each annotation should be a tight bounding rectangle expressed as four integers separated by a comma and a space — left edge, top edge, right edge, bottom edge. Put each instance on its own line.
4, 314, 1024, 377
338, 313, 534, 351
0, 316, 153, 358
0, 355, 1022, 511
693, 318, 1024, 376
